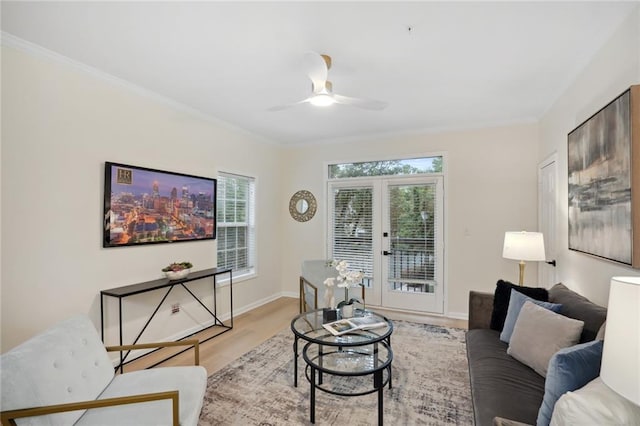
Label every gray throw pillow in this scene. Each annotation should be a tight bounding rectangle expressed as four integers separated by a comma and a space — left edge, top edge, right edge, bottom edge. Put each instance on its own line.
507, 301, 584, 377
500, 289, 563, 343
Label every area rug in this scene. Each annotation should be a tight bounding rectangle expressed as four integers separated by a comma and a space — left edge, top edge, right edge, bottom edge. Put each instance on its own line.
199, 321, 472, 425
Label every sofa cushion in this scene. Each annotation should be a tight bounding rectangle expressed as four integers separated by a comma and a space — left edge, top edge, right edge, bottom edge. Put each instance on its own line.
467, 329, 546, 426
507, 302, 584, 377
77, 366, 207, 426
550, 377, 640, 426
500, 289, 563, 343
536, 340, 604, 426
548, 283, 607, 343
490, 280, 549, 331
0, 315, 114, 426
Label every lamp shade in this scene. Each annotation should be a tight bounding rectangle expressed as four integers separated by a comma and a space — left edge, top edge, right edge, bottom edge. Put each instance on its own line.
502, 231, 546, 261
601, 276, 640, 405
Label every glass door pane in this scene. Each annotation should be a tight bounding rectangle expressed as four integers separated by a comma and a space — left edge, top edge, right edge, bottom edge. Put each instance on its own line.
330, 186, 374, 288
387, 183, 436, 293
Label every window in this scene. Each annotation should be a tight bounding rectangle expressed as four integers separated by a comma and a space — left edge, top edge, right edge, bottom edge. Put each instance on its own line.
328, 156, 442, 179
217, 173, 256, 277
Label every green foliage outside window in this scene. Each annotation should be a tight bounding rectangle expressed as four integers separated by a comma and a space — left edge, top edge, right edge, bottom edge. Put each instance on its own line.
329, 157, 442, 179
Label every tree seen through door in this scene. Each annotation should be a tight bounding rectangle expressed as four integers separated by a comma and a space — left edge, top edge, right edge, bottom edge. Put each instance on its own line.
388, 184, 436, 293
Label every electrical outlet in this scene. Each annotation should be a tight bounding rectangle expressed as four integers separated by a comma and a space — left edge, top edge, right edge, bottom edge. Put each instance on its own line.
171, 303, 180, 314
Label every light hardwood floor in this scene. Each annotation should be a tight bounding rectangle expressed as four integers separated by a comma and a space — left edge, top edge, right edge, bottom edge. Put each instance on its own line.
123, 297, 467, 376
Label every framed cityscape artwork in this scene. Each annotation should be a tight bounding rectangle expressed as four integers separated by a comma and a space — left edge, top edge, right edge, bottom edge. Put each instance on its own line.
103, 162, 217, 247
568, 85, 640, 268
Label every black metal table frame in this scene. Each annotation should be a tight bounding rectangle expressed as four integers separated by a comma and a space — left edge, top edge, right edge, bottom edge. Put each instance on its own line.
291, 310, 393, 388
100, 267, 232, 373
302, 340, 393, 425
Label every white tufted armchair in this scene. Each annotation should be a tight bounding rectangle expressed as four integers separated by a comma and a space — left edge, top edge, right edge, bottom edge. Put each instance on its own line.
0, 314, 207, 426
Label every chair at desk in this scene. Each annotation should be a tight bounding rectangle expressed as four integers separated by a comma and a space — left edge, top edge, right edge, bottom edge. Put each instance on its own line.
299, 260, 365, 313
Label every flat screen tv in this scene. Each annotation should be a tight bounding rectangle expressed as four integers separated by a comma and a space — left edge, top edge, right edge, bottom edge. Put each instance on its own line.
103, 162, 216, 247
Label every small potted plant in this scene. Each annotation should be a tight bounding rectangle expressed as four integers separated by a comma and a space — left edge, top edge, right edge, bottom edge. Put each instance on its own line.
162, 262, 193, 280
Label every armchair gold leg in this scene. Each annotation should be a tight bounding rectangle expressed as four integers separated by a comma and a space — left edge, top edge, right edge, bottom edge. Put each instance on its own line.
106, 339, 200, 366
300, 276, 319, 313
299, 277, 305, 313
1, 391, 180, 426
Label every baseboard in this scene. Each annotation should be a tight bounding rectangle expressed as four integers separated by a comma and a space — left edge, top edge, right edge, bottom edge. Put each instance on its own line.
367, 304, 468, 328
447, 311, 469, 321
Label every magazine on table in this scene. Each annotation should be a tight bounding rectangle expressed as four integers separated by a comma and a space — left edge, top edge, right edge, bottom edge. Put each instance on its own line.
322, 315, 387, 336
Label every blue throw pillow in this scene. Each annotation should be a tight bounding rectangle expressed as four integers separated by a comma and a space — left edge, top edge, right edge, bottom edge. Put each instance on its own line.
500, 289, 563, 343
536, 339, 604, 426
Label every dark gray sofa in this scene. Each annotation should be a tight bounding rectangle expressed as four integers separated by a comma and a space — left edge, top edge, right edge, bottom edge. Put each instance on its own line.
466, 283, 607, 426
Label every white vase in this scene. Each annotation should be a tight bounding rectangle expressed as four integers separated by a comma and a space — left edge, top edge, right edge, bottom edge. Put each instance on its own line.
342, 304, 354, 318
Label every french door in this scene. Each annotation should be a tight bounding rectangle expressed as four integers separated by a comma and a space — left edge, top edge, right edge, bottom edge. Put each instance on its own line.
329, 176, 444, 314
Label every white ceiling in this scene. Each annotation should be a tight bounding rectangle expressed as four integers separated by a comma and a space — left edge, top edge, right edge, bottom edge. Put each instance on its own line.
1, 1, 637, 145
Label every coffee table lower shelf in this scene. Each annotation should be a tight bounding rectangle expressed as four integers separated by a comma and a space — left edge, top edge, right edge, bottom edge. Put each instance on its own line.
302, 341, 393, 425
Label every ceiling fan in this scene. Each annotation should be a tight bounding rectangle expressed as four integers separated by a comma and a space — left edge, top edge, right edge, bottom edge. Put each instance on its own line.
268, 52, 388, 111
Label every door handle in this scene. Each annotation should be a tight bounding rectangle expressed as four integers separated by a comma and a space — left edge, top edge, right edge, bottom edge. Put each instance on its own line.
383, 251, 393, 256
546, 260, 557, 267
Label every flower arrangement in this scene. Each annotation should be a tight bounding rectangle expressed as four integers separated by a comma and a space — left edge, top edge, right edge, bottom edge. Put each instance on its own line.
162, 262, 193, 272
323, 260, 364, 309
162, 262, 193, 280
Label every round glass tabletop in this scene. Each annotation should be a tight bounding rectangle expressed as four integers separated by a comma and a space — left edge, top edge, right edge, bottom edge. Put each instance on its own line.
291, 309, 393, 347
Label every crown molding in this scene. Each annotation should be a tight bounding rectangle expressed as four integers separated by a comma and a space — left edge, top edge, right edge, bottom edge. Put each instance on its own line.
1, 31, 280, 146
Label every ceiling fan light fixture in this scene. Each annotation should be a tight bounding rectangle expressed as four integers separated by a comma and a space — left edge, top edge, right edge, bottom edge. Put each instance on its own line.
309, 94, 335, 107
268, 52, 387, 111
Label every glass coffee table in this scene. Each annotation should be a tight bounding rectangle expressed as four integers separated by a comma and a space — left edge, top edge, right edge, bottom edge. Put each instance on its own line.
290, 309, 394, 425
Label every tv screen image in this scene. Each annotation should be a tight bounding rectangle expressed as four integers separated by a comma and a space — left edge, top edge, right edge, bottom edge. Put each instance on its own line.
103, 162, 216, 247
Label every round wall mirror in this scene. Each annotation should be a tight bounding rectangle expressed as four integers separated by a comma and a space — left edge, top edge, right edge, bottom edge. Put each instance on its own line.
289, 190, 317, 222
296, 199, 309, 214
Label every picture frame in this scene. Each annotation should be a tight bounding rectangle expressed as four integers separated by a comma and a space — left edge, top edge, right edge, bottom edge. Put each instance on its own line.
567, 85, 640, 268
103, 162, 217, 247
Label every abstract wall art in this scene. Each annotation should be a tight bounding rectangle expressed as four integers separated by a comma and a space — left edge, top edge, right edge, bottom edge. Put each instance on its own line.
568, 85, 640, 268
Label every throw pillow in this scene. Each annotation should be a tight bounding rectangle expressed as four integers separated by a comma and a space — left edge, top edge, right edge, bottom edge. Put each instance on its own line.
595, 321, 606, 341
536, 339, 604, 426
550, 377, 640, 426
507, 301, 584, 377
490, 280, 549, 331
500, 289, 563, 343
548, 283, 607, 343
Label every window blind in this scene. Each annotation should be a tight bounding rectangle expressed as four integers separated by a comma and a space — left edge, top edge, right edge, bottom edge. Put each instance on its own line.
330, 187, 374, 279
217, 173, 256, 276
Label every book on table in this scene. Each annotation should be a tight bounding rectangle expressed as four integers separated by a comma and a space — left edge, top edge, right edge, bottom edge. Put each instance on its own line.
322, 315, 387, 336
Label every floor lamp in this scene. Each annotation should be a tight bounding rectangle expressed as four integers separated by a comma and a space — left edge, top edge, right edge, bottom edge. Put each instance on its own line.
502, 231, 546, 286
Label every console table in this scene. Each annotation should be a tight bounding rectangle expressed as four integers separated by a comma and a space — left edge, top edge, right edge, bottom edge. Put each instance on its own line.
100, 267, 232, 372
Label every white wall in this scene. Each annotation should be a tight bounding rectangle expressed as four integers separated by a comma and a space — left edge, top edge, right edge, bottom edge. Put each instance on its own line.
1, 45, 285, 351
281, 124, 541, 317
3, 6, 638, 351
538, 6, 640, 307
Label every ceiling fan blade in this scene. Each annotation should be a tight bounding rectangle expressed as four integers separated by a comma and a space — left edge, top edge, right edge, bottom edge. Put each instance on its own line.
267, 98, 312, 112
333, 94, 388, 110
304, 51, 329, 93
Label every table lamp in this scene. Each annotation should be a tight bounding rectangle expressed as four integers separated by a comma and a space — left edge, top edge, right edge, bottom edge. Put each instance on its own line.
502, 231, 546, 285
601, 276, 640, 406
